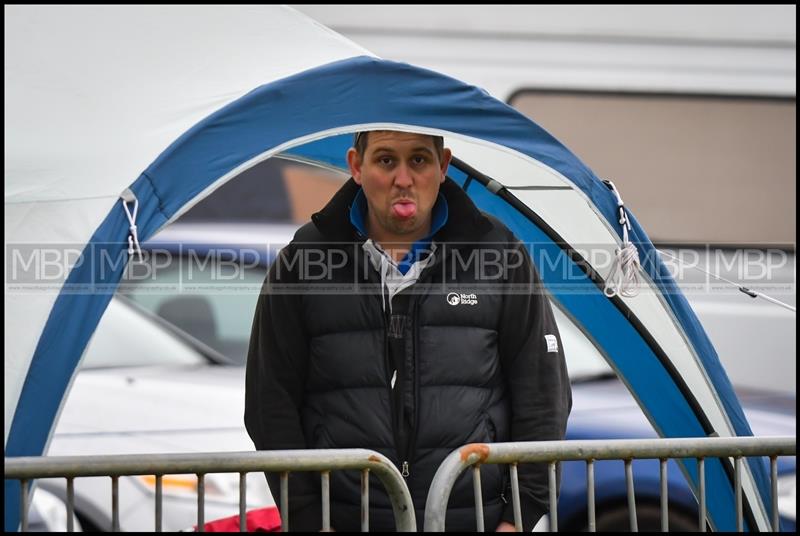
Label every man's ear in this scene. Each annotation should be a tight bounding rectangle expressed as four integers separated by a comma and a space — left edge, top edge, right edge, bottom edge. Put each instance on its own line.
347, 148, 362, 185
439, 148, 453, 183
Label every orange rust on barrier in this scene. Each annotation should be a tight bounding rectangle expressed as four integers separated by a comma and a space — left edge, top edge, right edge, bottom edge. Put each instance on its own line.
368, 455, 382, 463
460, 443, 490, 464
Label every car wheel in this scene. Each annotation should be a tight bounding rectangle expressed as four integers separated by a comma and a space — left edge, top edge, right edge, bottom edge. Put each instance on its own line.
591, 502, 698, 532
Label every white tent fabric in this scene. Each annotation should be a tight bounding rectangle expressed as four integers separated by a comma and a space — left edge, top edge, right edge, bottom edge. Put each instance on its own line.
4, 4, 373, 439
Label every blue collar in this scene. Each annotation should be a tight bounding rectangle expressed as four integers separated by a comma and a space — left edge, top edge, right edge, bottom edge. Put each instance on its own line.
349, 188, 449, 275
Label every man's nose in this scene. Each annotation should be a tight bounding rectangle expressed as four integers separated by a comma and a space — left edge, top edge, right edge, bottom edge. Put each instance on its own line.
393, 163, 413, 188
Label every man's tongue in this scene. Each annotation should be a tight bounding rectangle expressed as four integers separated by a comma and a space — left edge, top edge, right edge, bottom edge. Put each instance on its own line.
392, 201, 417, 219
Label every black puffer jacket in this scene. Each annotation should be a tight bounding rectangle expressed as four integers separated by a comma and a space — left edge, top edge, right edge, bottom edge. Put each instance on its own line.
245, 178, 571, 531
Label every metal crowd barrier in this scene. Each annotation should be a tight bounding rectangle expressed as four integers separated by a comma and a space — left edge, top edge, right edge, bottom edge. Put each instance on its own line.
5, 448, 416, 532
424, 436, 796, 532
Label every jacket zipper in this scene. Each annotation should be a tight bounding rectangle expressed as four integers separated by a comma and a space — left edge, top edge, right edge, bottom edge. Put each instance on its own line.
392, 297, 411, 479
382, 299, 404, 476
401, 297, 422, 480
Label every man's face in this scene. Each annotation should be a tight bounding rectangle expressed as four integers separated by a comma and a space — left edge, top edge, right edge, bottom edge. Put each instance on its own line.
347, 131, 452, 241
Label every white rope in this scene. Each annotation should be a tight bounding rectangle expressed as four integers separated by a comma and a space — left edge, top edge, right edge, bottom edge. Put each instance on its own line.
657, 249, 796, 313
120, 189, 143, 263
603, 180, 641, 298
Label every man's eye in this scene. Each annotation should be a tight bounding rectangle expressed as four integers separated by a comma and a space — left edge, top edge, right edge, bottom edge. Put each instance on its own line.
411, 156, 427, 165
379, 157, 393, 166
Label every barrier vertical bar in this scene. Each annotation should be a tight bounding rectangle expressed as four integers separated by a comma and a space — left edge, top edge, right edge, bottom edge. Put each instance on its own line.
155, 475, 163, 532
66, 477, 75, 532
239, 472, 247, 532
321, 471, 330, 531
111, 476, 119, 531
281, 472, 289, 532
587, 460, 596, 532
197, 473, 205, 532
659, 459, 668, 532
473, 466, 484, 531
361, 469, 369, 532
625, 459, 638, 531
548, 461, 557, 532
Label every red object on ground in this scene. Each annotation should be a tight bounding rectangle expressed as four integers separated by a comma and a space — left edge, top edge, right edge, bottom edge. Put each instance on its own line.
199, 506, 281, 532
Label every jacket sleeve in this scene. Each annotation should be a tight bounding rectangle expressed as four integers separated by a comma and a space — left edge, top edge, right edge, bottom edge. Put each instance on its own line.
498, 241, 573, 531
244, 244, 322, 531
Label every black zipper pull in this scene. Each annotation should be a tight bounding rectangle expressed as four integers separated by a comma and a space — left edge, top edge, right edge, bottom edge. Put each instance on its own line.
401, 461, 410, 478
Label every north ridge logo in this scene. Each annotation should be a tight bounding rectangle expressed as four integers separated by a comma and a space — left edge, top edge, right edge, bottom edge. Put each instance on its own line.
447, 292, 478, 306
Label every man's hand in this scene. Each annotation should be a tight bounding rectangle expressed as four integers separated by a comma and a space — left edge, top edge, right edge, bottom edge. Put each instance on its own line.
496, 520, 517, 532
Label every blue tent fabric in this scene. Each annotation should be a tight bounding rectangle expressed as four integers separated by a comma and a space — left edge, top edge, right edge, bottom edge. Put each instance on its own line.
6, 55, 770, 531
5, 175, 170, 532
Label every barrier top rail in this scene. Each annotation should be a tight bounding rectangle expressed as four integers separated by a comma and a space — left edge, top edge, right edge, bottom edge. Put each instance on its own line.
5, 448, 417, 532
424, 436, 796, 532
